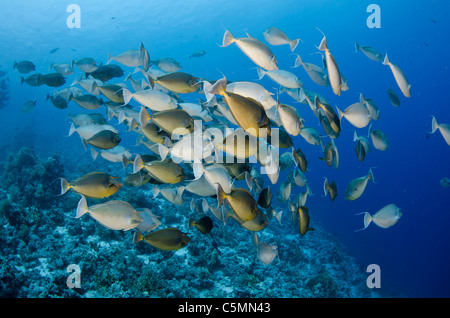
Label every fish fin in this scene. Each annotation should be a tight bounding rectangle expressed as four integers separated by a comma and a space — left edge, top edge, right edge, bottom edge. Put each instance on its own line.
133, 154, 145, 174
121, 87, 133, 105
290, 38, 300, 52
354, 212, 372, 232
139, 107, 151, 127
256, 67, 266, 80
368, 167, 375, 183
209, 76, 227, 96
221, 29, 235, 47
323, 177, 329, 197
157, 143, 170, 161
192, 162, 205, 180
59, 178, 71, 195
91, 147, 98, 161
133, 230, 144, 244
430, 115, 439, 134
215, 183, 227, 208
382, 53, 390, 66
75, 195, 89, 218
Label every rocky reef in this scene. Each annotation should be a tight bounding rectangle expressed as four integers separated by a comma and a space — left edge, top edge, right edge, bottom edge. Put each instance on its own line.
0, 148, 384, 298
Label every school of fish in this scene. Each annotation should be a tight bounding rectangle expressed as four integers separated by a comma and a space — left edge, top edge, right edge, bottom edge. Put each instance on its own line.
14, 25, 428, 266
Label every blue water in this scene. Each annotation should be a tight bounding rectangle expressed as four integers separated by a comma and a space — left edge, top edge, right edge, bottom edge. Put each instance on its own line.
0, 0, 449, 298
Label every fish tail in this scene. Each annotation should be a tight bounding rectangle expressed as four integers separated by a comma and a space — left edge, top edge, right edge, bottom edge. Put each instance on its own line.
20, 76, 24, 85
13, 61, 17, 69
189, 218, 195, 229
121, 155, 129, 170
336, 105, 344, 120
382, 53, 390, 66
368, 168, 375, 183
317, 30, 327, 51
48, 62, 54, 71
133, 154, 145, 174
430, 115, 439, 134
323, 177, 329, 197
293, 54, 303, 68
138, 107, 151, 128
215, 183, 228, 208
157, 143, 170, 161
133, 230, 144, 244
290, 38, 300, 52
256, 67, 266, 80
107, 53, 113, 64
121, 87, 133, 105
75, 195, 89, 218
209, 76, 227, 96
202, 81, 214, 102
60, 178, 71, 195
354, 212, 372, 232
355, 42, 360, 53
221, 29, 235, 47
353, 130, 359, 142
146, 74, 155, 89
91, 147, 99, 160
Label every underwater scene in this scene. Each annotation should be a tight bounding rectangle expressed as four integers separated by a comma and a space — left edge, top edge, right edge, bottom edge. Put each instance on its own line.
0, 0, 449, 301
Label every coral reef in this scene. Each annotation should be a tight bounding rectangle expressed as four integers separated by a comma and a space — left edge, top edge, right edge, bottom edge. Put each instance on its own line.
0, 149, 386, 298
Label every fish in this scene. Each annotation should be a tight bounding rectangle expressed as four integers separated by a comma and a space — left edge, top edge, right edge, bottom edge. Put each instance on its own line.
231, 209, 269, 232
83, 129, 121, 150
299, 127, 322, 146
354, 43, 383, 62
224, 81, 275, 110
277, 181, 292, 202
59, 171, 123, 199
139, 108, 194, 136
336, 101, 372, 128
221, 128, 259, 160
360, 93, 380, 120
315, 96, 341, 137
292, 146, 308, 173
108, 49, 144, 67
136, 208, 161, 233
355, 204, 402, 231
298, 206, 314, 236
429, 115, 450, 146
440, 177, 450, 188
70, 94, 104, 110
153, 185, 185, 205
221, 29, 278, 71
189, 216, 213, 234
49, 61, 75, 76
158, 132, 214, 163
20, 73, 44, 87
147, 71, 201, 93
277, 103, 303, 136
383, 54, 411, 98
319, 139, 339, 169
257, 67, 302, 89
74, 57, 98, 73
50, 47, 59, 54
208, 76, 271, 138
68, 123, 118, 140
40, 73, 66, 87
344, 168, 375, 201
151, 58, 182, 72
140, 42, 150, 72
387, 88, 401, 107
13, 60, 36, 74
75, 195, 143, 231
124, 170, 152, 187
257, 187, 272, 208
293, 54, 329, 87
184, 175, 216, 197
323, 177, 338, 202
133, 156, 186, 184
122, 87, 177, 112
353, 131, 370, 161
188, 50, 206, 58
139, 121, 171, 145
288, 167, 307, 187
133, 228, 191, 251
317, 29, 344, 96
21, 98, 36, 113
368, 125, 390, 151
263, 27, 300, 52
98, 84, 125, 104
216, 183, 259, 222
91, 145, 131, 168
89, 64, 124, 82
46, 93, 68, 109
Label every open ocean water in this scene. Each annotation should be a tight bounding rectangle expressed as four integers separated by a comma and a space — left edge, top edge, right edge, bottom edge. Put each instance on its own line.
0, 0, 449, 302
